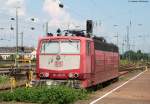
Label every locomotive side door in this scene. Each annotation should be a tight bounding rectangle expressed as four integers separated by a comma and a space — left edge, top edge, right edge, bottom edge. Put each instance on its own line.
90, 41, 95, 74
86, 41, 95, 74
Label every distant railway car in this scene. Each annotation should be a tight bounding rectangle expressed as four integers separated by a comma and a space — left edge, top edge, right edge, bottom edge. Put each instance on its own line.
36, 33, 119, 88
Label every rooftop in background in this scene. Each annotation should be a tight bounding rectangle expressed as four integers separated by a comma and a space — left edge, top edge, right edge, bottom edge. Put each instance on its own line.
0, 47, 35, 53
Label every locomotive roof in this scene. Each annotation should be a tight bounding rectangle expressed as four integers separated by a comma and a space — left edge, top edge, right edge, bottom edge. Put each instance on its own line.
39, 35, 93, 41
93, 36, 118, 52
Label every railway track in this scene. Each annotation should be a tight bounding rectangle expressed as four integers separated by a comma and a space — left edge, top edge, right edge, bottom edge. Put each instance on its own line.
119, 63, 146, 76
0, 66, 35, 75
0, 66, 35, 91
119, 64, 145, 71
0, 80, 27, 91
0, 64, 145, 91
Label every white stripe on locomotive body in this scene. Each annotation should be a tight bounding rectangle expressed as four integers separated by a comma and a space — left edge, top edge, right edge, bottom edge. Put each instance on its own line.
39, 55, 80, 70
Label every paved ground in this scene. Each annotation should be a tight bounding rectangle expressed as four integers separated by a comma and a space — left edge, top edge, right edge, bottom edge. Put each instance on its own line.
76, 69, 150, 104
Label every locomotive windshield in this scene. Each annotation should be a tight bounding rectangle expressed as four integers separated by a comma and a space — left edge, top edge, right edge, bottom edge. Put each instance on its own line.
40, 40, 80, 54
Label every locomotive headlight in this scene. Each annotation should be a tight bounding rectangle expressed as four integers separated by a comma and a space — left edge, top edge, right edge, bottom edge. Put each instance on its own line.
68, 73, 74, 78
39, 73, 44, 78
74, 73, 79, 78
44, 72, 49, 77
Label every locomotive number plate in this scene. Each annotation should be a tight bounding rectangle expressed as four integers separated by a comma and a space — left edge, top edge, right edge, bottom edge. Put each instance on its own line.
55, 61, 63, 67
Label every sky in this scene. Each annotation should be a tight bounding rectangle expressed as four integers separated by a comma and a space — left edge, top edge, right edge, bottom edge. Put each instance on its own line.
0, 0, 150, 53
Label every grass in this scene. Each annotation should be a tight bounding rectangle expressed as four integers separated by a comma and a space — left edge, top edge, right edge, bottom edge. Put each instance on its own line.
119, 77, 129, 81
120, 60, 132, 65
0, 75, 9, 84
0, 86, 88, 104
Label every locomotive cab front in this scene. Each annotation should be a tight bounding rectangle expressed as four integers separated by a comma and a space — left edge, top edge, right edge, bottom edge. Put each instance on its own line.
36, 36, 92, 88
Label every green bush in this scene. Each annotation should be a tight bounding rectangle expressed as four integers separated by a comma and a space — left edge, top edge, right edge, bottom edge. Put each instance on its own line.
0, 86, 87, 104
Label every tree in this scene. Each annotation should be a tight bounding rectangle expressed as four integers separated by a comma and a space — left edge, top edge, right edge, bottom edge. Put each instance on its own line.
121, 50, 150, 61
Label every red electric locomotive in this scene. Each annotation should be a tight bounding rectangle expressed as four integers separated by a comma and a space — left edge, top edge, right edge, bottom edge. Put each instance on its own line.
36, 21, 119, 88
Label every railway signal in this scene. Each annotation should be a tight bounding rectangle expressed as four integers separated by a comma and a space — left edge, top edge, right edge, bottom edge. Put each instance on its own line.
10, 24, 14, 30
59, 3, 64, 8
